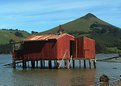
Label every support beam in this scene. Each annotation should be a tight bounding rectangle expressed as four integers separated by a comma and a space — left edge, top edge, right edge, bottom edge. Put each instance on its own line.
89, 60, 91, 69
43, 60, 45, 68
73, 60, 75, 68
40, 60, 43, 68
27, 61, 29, 68
84, 60, 86, 69
23, 60, 26, 69
13, 60, 16, 68
36, 60, 38, 68
48, 60, 52, 69
79, 60, 81, 68
54, 60, 58, 69
93, 60, 96, 68
31, 60, 35, 68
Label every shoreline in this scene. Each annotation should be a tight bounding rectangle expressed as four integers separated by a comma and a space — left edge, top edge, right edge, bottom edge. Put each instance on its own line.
97, 56, 121, 63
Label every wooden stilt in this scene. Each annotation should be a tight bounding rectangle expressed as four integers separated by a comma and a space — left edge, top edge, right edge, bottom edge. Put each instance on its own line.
48, 60, 52, 69
54, 60, 58, 69
27, 61, 29, 68
84, 60, 86, 68
89, 60, 91, 69
36, 60, 38, 68
54, 60, 57, 68
43, 60, 45, 68
23, 60, 26, 69
93, 60, 96, 68
13, 60, 16, 68
79, 60, 81, 68
40, 60, 43, 68
31, 60, 35, 68
68, 60, 71, 68
64, 60, 67, 68
73, 60, 75, 68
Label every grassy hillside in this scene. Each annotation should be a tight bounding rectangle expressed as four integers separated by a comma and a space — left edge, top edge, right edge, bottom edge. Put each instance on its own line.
0, 29, 30, 44
40, 13, 121, 53
41, 13, 115, 34
0, 29, 30, 53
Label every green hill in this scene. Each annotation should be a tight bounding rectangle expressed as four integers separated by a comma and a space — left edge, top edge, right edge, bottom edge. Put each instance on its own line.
40, 13, 121, 53
41, 13, 116, 34
0, 29, 30, 53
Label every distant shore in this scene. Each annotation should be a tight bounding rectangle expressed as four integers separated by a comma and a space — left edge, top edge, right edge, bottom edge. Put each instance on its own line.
97, 56, 121, 63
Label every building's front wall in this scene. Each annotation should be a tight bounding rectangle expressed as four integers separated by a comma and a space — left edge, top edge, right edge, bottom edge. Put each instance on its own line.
57, 35, 75, 60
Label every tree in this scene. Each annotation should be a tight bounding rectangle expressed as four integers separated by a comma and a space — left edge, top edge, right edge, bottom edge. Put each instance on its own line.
14, 31, 23, 37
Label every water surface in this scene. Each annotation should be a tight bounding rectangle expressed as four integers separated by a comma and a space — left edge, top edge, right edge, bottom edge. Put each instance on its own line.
0, 54, 120, 86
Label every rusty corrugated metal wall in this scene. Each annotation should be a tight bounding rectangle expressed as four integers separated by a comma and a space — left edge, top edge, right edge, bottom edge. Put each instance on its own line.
13, 34, 75, 60
21, 40, 57, 60
57, 35, 74, 60
13, 34, 95, 60
74, 37, 95, 59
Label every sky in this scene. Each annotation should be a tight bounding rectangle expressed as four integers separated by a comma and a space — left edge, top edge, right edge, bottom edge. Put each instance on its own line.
0, 0, 121, 33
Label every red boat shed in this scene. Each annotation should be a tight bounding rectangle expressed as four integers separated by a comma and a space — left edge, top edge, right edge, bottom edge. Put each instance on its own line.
74, 37, 95, 59
12, 33, 96, 69
14, 33, 75, 60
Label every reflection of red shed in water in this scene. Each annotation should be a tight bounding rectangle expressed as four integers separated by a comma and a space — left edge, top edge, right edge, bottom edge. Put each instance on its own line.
74, 37, 95, 59
14, 33, 75, 60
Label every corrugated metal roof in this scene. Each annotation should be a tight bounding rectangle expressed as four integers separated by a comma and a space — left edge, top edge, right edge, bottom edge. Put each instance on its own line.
24, 33, 74, 41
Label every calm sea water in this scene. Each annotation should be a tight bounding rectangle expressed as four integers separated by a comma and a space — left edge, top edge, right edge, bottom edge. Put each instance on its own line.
0, 54, 121, 86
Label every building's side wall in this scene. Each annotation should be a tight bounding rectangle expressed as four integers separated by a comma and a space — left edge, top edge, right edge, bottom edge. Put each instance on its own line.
74, 37, 95, 59
83, 37, 95, 59
18, 40, 57, 60
57, 35, 74, 60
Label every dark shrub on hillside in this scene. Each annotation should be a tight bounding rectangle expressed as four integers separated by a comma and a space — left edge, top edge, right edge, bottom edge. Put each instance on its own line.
14, 31, 23, 37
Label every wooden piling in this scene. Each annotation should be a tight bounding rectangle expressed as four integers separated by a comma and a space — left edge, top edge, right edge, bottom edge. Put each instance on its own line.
89, 60, 91, 69
43, 60, 45, 68
36, 60, 38, 68
84, 60, 86, 68
27, 61, 29, 68
31, 60, 35, 68
48, 60, 52, 69
13, 60, 16, 68
79, 60, 81, 68
93, 60, 96, 68
54, 60, 58, 69
64, 60, 67, 68
73, 60, 75, 68
23, 60, 26, 69
40, 60, 43, 68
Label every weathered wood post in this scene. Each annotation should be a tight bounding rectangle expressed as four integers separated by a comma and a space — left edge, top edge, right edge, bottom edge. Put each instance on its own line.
23, 60, 26, 69
43, 60, 45, 68
36, 60, 38, 68
12, 59, 16, 68
31, 60, 35, 68
64, 60, 68, 68
54, 60, 58, 69
73, 60, 75, 68
48, 60, 52, 69
27, 61, 29, 68
93, 59, 96, 68
79, 59, 81, 68
40, 60, 43, 68
89, 60, 91, 69
84, 60, 86, 68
